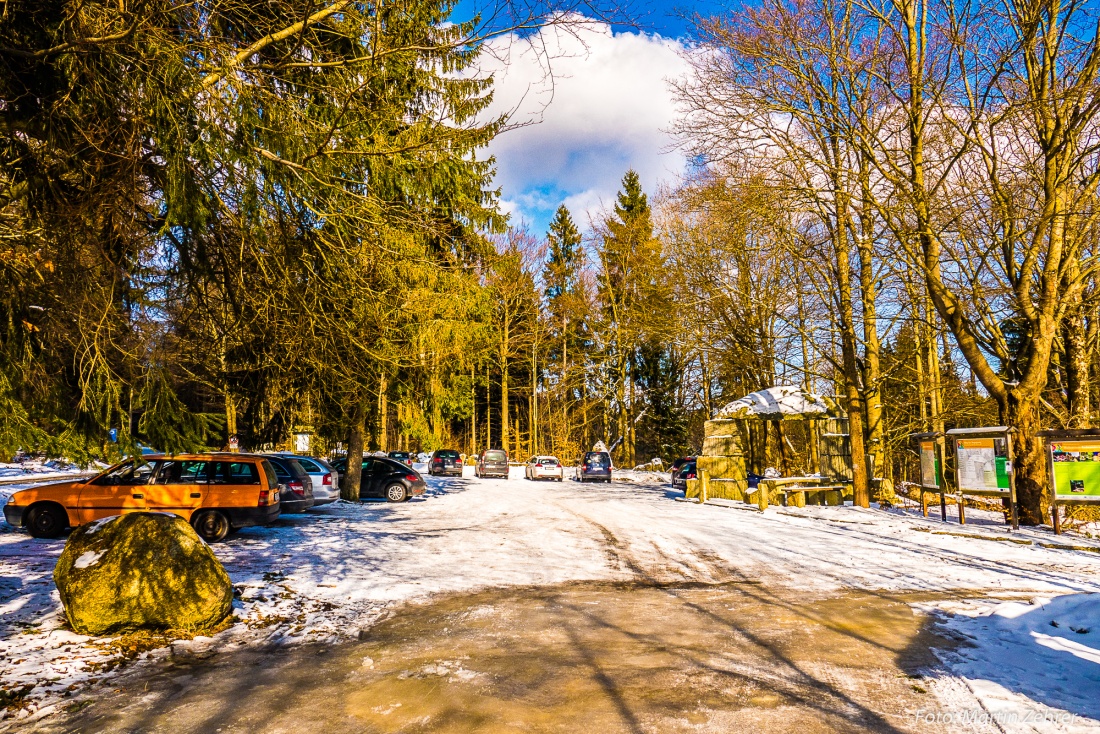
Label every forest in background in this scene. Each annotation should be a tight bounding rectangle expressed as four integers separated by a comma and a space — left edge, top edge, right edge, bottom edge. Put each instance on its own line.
2, 0, 1098, 522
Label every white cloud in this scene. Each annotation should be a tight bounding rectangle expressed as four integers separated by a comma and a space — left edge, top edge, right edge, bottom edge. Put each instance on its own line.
475, 16, 692, 234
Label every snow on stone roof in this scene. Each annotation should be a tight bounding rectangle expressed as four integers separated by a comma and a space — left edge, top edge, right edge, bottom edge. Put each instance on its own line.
716, 385, 837, 420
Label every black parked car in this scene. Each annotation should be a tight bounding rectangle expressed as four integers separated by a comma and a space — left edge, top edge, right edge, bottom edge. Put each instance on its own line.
671, 459, 697, 492
669, 456, 696, 485
577, 451, 613, 483
429, 449, 463, 477
387, 450, 413, 468
330, 456, 425, 501
264, 455, 316, 513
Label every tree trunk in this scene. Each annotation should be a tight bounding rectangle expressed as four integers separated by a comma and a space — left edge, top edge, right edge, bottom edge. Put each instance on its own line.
378, 373, 388, 452
501, 358, 510, 452
342, 402, 367, 501
225, 392, 238, 452
856, 214, 884, 481
1064, 298, 1090, 428
1003, 393, 1046, 525
835, 215, 871, 507
627, 375, 636, 466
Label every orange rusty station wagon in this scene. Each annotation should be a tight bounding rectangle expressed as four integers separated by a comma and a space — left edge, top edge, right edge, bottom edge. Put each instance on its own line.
3, 453, 281, 542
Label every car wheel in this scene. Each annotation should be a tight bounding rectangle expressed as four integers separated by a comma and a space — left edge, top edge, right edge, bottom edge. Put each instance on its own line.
386, 484, 408, 502
191, 509, 230, 542
26, 504, 67, 539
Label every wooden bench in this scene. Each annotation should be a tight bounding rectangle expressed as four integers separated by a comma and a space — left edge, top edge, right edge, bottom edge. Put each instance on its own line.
749, 478, 848, 510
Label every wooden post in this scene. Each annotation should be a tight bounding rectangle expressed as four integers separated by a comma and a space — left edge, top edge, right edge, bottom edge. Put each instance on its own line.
757, 480, 769, 511
700, 470, 709, 504
957, 493, 965, 524
941, 491, 948, 522
1006, 431, 1019, 530
1047, 438, 1061, 534
921, 487, 928, 517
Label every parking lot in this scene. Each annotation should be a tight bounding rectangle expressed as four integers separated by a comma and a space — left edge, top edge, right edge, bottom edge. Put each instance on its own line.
3, 468, 1100, 731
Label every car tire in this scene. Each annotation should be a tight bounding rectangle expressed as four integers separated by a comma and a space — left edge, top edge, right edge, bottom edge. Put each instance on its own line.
191, 510, 230, 543
386, 484, 408, 502
26, 504, 67, 539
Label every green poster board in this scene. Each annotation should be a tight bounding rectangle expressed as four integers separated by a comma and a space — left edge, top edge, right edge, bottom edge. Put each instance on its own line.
1050, 440, 1100, 498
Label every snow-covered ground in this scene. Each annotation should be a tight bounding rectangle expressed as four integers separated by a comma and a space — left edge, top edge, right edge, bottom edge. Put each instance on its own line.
2, 467, 1099, 730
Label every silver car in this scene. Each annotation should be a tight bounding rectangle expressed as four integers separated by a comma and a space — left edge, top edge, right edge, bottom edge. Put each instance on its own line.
277, 454, 340, 505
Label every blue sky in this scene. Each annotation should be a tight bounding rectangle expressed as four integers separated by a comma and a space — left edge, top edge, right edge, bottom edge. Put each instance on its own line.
451, 1, 731, 237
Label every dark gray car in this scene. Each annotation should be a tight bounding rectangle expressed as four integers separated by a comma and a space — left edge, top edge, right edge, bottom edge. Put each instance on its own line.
577, 451, 613, 483
476, 449, 509, 478
264, 455, 315, 513
429, 449, 463, 477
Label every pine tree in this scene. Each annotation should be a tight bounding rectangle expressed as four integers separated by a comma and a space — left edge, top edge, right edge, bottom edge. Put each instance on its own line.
597, 170, 670, 466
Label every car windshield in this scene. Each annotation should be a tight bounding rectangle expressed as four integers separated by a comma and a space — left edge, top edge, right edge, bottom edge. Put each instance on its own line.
485, 451, 506, 461
97, 459, 155, 485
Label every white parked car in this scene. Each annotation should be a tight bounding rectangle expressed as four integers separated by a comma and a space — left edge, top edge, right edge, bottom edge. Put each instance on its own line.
525, 455, 564, 482
276, 453, 339, 505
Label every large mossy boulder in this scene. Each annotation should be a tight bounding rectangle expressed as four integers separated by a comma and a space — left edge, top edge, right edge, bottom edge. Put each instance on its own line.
53, 512, 233, 636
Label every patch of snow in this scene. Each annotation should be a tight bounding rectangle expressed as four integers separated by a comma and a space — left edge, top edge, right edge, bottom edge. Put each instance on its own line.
72, 551, 104, 570
716, 385, 835, 420
925, 594, 1100, 731
83, 515, 121, 534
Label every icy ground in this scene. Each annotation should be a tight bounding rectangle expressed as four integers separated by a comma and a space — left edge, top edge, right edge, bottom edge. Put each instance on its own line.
2, 465, 1100, 731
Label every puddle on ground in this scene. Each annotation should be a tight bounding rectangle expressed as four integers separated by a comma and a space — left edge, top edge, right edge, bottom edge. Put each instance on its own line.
43, 583, 955, 734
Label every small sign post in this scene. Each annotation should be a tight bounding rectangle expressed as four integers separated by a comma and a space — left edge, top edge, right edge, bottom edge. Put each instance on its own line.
228, 434, 239, 453
910, 432, 947, 521
1039, 429, 1100, 534
946, 426, 1017, 530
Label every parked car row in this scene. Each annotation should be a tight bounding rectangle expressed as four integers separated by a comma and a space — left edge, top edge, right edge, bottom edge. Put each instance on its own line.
4, 450, 427, 544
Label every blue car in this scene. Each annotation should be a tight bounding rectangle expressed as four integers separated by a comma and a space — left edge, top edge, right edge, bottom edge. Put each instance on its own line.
577, 451, 613, 483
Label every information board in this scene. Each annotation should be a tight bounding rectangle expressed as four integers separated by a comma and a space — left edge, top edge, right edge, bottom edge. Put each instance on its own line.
919, 440, 940, 488
1049, 440, 1100, 499
955, 437, 1010, 492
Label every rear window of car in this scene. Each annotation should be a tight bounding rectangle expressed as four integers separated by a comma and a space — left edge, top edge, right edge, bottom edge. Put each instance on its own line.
295, 457, 321, 473
389, 452, 410, 459
539, 457, 559, 465
376, 458, 408, 473
270, 458, 307, 480
585, 452, 610, 465
286, 459, 309, 479
436, 450, 460, 459
260, 460, 278, 489
485, 450, 506, 461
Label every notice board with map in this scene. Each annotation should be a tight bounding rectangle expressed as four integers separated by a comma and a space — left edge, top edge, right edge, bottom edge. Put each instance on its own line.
919, 440, 940, 488
955, 437, 1010, 494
